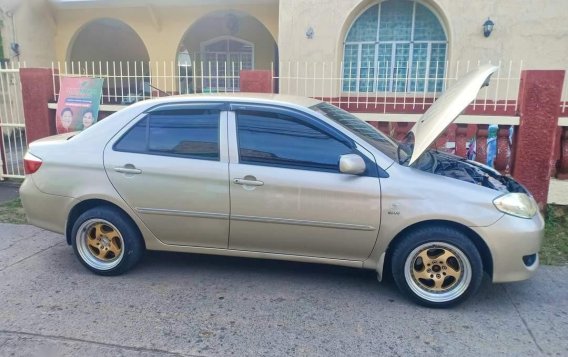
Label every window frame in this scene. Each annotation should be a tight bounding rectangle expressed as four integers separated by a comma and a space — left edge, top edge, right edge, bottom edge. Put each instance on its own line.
231, 104, 378, 177
113, 105, 223, 162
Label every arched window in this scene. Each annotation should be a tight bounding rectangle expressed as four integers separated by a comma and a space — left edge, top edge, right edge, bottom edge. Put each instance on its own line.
343, 1, 447, 93
200, 36, 254, 91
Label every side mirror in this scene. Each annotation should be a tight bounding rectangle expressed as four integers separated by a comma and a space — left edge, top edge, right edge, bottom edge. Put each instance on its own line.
339, 154, 366, 175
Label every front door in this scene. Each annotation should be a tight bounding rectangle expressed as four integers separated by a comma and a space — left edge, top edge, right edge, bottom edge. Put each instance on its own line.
104, 106, 230, 248
227, 107, 381, 260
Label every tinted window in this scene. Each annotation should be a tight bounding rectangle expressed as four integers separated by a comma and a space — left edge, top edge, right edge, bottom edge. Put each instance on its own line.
237, 111, 352, 172
148, 110, 219, 159
114, 117, 147, 153
114, 109, 220, 160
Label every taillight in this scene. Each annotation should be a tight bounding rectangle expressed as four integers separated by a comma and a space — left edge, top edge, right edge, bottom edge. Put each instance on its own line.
24, 152, 43, 174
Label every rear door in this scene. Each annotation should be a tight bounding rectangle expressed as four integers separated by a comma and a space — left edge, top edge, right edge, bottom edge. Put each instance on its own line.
104, 104, 230, 248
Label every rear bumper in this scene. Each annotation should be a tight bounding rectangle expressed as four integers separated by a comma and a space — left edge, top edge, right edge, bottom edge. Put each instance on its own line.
19, 177, 74, 235
471, 212, 544, 283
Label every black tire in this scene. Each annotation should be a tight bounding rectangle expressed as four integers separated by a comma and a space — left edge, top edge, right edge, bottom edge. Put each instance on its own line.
71, 206, 144, 276
390, 225, 483, 308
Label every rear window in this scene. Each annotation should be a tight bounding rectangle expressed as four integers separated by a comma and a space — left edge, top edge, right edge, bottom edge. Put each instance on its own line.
114, 117, 147, 153
114, 109, 220, 160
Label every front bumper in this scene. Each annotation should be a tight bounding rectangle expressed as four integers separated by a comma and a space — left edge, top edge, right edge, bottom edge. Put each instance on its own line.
20, 177, 74, 235
471, 212, 544, 283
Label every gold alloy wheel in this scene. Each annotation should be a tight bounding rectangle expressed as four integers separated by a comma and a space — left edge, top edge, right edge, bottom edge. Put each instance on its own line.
86, 222, 122, 261
412, 247, 461, 291
404, 242, 472, 303
76, 219, 125, 271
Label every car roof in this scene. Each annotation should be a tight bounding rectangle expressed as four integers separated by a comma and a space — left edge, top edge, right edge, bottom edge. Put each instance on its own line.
131, 93, 323, 110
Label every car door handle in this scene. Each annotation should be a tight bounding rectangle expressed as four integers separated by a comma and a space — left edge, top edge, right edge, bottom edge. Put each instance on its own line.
114, 166, 142, 174
233, 178, 264, 186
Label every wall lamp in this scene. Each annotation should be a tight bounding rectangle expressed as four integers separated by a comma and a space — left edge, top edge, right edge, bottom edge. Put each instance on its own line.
306, 27, 314, 39
483, 18, 495, 37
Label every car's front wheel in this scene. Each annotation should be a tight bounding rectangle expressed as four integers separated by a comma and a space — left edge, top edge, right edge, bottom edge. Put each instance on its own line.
71, 206, 144, 276
390, 225, 483, 308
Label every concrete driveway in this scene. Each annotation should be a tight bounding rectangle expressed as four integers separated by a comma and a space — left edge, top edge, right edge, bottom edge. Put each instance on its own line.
0, 223, 567, 356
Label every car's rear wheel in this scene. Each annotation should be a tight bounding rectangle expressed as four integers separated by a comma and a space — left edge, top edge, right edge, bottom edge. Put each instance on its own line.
72, 207, 144, 276
390, 225, 483, 308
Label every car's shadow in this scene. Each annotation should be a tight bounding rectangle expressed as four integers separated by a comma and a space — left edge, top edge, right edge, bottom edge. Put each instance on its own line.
125, 249, 506, 309
48, 241, 524, 310
141, 250, 375, 280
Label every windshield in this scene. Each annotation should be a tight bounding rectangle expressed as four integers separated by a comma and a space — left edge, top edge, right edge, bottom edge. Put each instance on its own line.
310, 102, 408, 162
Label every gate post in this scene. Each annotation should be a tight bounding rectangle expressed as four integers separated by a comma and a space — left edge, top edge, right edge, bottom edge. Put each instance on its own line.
20, 68, 58, 143
512, 70, 565, 209
239, 70, 273, 93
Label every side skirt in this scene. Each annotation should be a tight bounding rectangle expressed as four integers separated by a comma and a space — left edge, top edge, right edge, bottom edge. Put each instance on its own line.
145, 243, 366, 269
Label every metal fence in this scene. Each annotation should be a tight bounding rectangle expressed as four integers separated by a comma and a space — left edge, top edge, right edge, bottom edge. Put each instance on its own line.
0, 59, 563, 181
276, 60, 522, 114
51, 60, 249, 105
51, 60, 523, 113
0, 64, 26, 180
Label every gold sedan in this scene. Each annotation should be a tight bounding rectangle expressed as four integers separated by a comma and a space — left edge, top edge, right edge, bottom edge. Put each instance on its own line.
20, 65, 542, 307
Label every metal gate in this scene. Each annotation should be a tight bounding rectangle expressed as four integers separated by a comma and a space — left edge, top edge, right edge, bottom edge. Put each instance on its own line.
0, 67, 26, 180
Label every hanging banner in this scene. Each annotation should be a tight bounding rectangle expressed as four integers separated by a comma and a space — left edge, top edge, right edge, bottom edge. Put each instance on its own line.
56, 77, 104, 133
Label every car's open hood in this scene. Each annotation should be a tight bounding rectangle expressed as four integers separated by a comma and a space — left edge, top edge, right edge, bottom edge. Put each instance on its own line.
408, 64, 499, 166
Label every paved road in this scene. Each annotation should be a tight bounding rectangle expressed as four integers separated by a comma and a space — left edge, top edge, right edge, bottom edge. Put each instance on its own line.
1, 223, 567, 356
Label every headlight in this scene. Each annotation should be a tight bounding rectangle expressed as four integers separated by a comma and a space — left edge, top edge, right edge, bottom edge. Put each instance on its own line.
493, 193, 538, 219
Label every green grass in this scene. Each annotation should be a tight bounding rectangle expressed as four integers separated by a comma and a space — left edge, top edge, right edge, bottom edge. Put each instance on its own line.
0, 198, 567, 266
541, 205, 568, 266
0, 198, 26, 224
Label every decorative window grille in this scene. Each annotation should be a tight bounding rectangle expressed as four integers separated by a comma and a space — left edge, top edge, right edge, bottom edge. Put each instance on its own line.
343, 1, 447, 92
201, 36, 254, 91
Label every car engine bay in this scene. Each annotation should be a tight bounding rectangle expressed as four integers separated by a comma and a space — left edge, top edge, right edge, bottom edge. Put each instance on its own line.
413, 150, 528, 193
